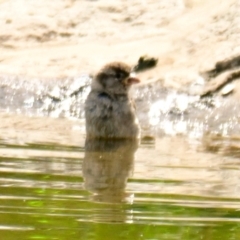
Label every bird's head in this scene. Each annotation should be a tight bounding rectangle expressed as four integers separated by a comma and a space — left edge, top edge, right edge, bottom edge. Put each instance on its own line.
93, 62, 140, 95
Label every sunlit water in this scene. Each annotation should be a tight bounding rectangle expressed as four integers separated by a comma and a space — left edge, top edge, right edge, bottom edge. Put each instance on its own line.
0, 76, 240, 240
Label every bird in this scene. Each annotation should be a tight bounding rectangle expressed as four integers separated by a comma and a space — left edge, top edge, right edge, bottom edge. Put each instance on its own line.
85, 62, 141, 139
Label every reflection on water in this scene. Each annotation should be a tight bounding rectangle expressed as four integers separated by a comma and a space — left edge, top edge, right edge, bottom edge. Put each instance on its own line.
0, 114, 239, 240
1, 75, 240, 239
83, 138, 138, 223
83, 138, 138, 203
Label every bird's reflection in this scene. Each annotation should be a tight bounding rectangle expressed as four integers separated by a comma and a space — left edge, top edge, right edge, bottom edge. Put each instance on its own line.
83, 138, 139, 203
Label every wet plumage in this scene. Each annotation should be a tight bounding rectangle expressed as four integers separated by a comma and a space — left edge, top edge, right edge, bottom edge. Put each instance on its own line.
85, 62, 140, 139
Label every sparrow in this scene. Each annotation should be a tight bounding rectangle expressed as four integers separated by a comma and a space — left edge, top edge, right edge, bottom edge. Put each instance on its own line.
85, 62, 141, 139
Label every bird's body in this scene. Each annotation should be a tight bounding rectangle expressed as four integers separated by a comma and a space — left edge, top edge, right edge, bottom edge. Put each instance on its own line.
85, 62, 140, 139
85, 90, 139, 139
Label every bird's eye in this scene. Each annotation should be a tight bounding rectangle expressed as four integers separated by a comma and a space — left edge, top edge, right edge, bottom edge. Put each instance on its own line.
115, 71, 129, 80
115, 72, 122, 79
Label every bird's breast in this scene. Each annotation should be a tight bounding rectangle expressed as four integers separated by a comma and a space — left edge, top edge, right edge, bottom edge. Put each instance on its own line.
85, 92, 140, 139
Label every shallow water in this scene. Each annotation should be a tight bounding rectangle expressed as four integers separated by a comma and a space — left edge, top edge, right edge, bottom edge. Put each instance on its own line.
0, 77, 240, 239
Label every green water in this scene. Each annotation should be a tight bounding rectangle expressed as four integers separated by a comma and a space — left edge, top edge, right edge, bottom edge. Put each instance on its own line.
0, 115, 240, 240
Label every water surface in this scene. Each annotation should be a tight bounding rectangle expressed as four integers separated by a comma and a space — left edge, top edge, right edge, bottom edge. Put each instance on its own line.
0, 75, 240, 240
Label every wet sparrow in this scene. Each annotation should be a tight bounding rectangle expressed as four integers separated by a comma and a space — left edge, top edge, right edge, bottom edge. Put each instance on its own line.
85, 62, 140, 139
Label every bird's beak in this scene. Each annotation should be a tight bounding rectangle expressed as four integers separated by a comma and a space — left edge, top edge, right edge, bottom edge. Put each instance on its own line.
124, 72, 140, 85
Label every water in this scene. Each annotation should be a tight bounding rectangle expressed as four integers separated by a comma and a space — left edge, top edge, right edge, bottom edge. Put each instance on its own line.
0, 77, 240, 240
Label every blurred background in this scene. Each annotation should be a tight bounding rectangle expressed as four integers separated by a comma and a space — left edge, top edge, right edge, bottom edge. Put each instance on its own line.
0, 1, 240, 240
